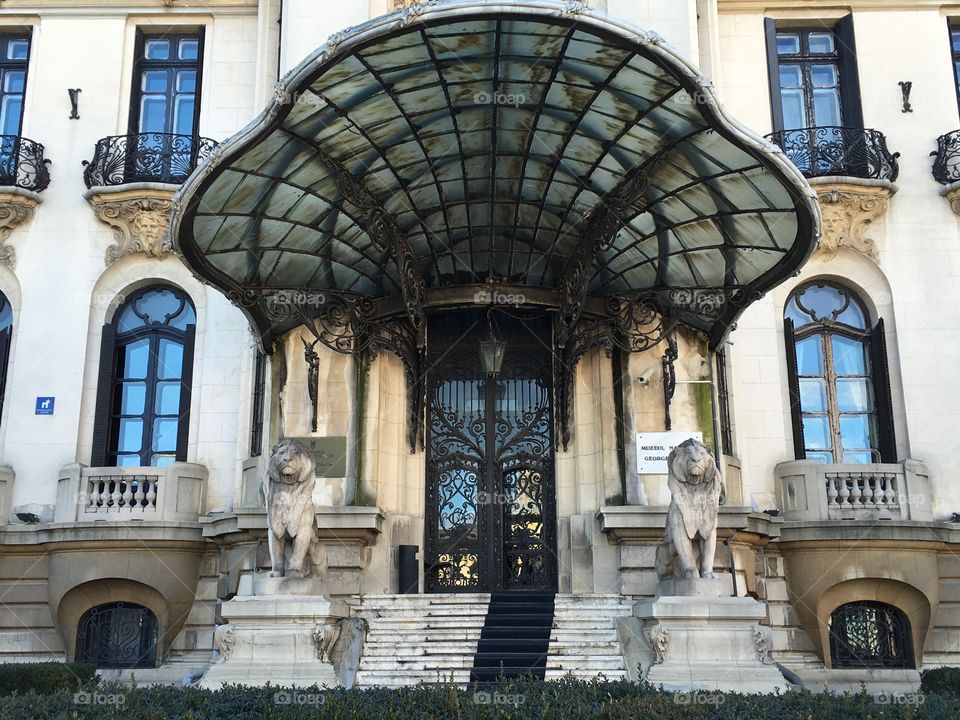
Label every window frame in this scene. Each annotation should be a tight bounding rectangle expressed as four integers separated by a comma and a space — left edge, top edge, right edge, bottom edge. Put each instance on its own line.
0, 31, 31, 139
127, 27, 205, 138
948, 22, 960, 122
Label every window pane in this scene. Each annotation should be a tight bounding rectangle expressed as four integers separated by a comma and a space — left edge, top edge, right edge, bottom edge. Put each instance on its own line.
802, 415, 831, 449
152, 418, 179, 452
839, 414, 873, 449
7, 40, 28, 61
813, 88, 842, 126
155, 381, 181, 415
4, 70, 24, 94
0, 96, 22, 136
832, 335, 868, 375
142, 70, 167, 93
810, 65, 838, 88
120, 382, 146, 415
139, 96, 167, 133
781, 91, 807, 130
176, 70, 196, 93
144, 39, 170, 60
157, 339, 184, 380
116, 454, 141, 467
118, 418, 144, 452
179, 39, 199, 60
843, 450, 875, 463
806, 451, 833, 464
173, 96, 195, 135
799, 378, 827, 412
808, 32, 835, 54
138, 288, 186, 324
121, 339, 150, 379
777, 33, 800, 55
837, 378, 871, 412
836, 301, 866, 329
795, 336, 824, 375
151, 455, 175, 467
779, 65, 803, 89
797, 284, 845, 321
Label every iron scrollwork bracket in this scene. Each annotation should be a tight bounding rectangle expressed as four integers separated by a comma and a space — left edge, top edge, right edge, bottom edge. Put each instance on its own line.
661, 333, 678, 431
301, 335, 320, 432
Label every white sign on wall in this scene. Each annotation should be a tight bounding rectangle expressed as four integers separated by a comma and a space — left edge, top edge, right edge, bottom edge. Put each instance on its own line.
636, 431, 703, 474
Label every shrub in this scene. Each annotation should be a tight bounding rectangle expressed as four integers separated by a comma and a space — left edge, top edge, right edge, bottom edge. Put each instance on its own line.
0, 662, 97, 695
921, 667, 960, 696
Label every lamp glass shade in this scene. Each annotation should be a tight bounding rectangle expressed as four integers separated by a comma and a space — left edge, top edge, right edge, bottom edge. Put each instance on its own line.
479, 338, 507, 376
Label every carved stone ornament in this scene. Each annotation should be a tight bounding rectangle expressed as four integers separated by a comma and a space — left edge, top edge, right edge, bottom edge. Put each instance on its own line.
813, 182, 893, 262
646, 625, 670, 665
85, 187, 176, 266
0, 190, 39, 269
943, 185, 960, 218
313, 621, 341, 663
263, 439, 318, 578
753, 624, 773, 664
214, 623, 235, 662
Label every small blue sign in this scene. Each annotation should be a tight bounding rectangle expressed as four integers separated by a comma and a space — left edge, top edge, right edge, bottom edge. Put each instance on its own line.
35, 397, 55, 415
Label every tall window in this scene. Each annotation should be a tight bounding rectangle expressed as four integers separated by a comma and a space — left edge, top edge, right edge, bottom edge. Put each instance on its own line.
130, 30, 202, 137
765, 17, 863, 133
829, 601, 913, 669
784, 282, 896, 464
92, 286, 196, 467
950, 25, 960, 115
76, 602, 158, 669
0, 33, 28, 138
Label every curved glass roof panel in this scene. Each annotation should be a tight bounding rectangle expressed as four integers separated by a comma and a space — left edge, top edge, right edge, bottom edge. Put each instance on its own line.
173, 1, 818, 346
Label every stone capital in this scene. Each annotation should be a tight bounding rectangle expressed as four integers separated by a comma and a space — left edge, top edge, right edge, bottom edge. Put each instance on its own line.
0, 189, 41, 269
810, 179, 895, 263
84, 184, 177, 266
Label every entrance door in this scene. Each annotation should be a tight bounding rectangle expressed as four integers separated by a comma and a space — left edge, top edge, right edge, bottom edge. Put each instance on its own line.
425, 311, 557, 592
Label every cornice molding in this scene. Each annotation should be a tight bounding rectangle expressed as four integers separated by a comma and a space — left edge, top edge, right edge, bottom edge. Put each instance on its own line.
85, 185, 177, 266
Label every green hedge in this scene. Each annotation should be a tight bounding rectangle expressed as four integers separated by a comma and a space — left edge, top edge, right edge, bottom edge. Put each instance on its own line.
0, 662, 97, 695
0, 677, 958, 720
921, 667, 960, 696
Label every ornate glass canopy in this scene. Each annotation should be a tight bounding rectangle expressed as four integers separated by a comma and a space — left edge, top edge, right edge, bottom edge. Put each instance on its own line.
172, 0, 818, 351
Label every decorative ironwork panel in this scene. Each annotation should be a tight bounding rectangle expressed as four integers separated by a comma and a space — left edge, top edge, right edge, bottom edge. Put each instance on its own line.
425, 312, 556, 592
933, 129, 960, 185
76, 602, 158, 669
765, 126, 899, 181
83, 133, 217, 188
829, 601, 913, 669
0, 135, 50, 192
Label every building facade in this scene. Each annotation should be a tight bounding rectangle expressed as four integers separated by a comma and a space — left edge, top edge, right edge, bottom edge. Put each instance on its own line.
0, 0, 957, 690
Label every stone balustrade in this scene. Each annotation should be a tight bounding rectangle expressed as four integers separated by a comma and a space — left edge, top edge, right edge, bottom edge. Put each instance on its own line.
55, 463, 207, 524
774, 460, 932, 522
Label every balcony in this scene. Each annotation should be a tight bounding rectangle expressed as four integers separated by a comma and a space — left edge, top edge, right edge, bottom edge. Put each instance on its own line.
774, 460, 932, 523
55, 463, 207, 524
0, 135, 50, 192
82, 132, 217, 188
765, 126, 899, 182
932, 129, 960, 184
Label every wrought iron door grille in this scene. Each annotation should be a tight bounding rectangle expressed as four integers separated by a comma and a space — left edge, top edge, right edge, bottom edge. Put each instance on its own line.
76, 602, 158, 669
425, 311, 557, 592
829, 601, 913, 669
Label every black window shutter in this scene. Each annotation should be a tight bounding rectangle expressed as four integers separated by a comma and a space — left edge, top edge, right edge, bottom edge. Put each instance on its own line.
764, 18, 785, 133
91, 324, 118, 467
175, 324, 197, 462
869, 318, 897, 463
0, 327, 11, 423
784, 318, 805, 459
837, 14, 865, 129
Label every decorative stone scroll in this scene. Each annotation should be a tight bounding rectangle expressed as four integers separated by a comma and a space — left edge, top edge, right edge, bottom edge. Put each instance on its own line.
812, 181, 894, 262
85, 186, 176, 266
0, 190, 40, 269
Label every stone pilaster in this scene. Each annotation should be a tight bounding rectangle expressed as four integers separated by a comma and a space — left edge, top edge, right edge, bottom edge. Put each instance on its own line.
809, 179, 895, 263
0, 190, 40, 269
84, 184, 177, 266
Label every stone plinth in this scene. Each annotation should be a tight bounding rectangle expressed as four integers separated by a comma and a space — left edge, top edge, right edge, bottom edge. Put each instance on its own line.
198, 576, 346, 689
635, 592, 788, 693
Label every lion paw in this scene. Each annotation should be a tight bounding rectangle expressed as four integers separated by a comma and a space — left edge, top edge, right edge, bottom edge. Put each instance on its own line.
269, 570, 283, 578
702, 572, 718, 579
681, 569, 699, 579
286, 568, 308, 579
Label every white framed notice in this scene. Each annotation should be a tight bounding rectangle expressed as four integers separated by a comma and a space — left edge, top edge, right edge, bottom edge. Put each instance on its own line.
636, 431, 703, 474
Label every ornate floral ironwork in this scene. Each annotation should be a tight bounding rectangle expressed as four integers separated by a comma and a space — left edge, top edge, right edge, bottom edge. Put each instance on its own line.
82, 133, 218, 188
932, 129, 960, 185
76, 602, 158, 669
0, 135, 50, 192
829, 601, 913, 669
766, 126, 899, 181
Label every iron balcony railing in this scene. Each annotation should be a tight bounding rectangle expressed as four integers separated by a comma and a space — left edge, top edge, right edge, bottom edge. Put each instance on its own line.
932, 129, 960, 184
0, 135, 50, 192
82, 132, 217, 189
765, 126, 899, 182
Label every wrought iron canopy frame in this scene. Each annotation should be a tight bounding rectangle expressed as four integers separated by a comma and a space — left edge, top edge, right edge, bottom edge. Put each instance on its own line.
172, 0, 819, 356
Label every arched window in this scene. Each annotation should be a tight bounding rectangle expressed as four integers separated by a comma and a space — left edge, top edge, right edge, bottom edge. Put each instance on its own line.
0, 292, 11, 422
784, 282, 895, 463
76, 602, 158, 669
829, 601, 913, 669
92, 286, 196, 467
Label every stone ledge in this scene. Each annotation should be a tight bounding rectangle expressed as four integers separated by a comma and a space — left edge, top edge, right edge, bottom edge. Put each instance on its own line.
0, 188, 41, 269
777, 519, 960, 545
84, 184, 178, 265
597, 505, 782, 542
0, 520, 206, 546
201, 506, 385, 545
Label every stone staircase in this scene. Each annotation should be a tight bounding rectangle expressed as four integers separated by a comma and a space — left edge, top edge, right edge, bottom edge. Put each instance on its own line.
353, 592, 633, 687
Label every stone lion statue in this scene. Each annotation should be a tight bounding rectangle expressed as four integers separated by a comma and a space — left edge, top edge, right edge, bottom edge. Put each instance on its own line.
655, 438, 725, 580
263, 439, 317, 578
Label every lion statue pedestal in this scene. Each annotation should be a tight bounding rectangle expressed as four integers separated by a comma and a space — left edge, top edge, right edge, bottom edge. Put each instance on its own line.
634, 439, 789, 693
199, 441, 360, 689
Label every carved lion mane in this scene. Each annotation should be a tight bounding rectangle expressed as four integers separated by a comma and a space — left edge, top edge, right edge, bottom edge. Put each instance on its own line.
263, 439, 317, 578
655, 438, 725, 580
